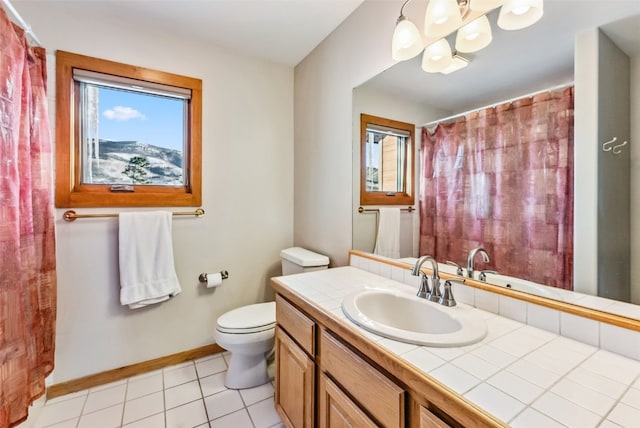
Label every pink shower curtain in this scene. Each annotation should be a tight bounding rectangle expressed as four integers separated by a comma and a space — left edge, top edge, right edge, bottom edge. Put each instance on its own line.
0, 7, 57, 427
420, 88, 574, 289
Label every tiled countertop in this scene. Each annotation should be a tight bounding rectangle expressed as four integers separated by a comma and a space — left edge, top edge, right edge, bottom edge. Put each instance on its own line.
275, 266, 640, 428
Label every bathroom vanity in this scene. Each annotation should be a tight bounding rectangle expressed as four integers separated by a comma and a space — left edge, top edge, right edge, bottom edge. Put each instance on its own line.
271, 254, 640, 427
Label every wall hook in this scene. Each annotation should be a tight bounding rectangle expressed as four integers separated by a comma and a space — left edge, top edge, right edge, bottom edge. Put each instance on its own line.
602, 137, 617, 152
613, 140, 628, 155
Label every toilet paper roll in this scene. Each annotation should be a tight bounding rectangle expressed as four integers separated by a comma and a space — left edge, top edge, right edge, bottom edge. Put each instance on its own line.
205, 272, 223, 288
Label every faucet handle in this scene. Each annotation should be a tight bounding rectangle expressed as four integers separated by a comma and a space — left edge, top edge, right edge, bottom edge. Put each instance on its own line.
446, 260, 464, 276
416, 272, 431, 299
427, 277, 442, 302
479, 270, 498, 282
439, 280, 457, 307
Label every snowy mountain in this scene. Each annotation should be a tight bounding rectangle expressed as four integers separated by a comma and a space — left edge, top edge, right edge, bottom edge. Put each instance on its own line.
86, 140, 184, 185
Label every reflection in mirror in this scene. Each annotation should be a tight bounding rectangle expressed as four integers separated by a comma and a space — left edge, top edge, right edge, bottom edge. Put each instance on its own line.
360, 114, 414, 206
352, 2, 640, 320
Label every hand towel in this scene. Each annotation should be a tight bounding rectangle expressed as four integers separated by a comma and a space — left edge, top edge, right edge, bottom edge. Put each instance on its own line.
119, 211, 182, 309
373, 207, 401, 259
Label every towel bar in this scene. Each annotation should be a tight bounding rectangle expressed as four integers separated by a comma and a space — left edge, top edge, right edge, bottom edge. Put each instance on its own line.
358, 206, 414, 213
62, 208, 205, 222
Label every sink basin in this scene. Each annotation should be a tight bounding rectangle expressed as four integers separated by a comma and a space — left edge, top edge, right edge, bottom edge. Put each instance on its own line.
342, 288, 487, 347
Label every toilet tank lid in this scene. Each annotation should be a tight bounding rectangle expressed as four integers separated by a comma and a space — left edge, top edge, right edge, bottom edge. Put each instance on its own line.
280, 247, 330, 267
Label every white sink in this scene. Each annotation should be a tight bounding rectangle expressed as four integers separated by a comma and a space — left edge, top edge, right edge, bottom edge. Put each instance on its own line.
342, 288, 487, 347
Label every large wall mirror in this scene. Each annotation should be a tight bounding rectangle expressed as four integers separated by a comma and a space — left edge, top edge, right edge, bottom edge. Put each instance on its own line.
352, 1, 640, 321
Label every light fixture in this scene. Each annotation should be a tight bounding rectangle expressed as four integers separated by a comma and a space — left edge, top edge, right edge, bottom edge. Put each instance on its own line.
498, 0, 544, 30
469, 0, 504, 12
424, 0, 463, 38
392, 2, 424, 61
422, 38, 453, 73
440, 54, 470, 74
455, 15, 492, 53
391, 0, 545, 74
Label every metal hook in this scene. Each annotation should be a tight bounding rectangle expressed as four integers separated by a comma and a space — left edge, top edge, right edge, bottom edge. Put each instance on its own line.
602, 137, 617, 152
613, 140, 628, 155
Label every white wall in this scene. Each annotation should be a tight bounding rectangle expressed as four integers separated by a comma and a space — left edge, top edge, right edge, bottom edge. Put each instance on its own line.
631, 54, 640, 304
17, 2, 294, 383
294, 0, 398, 266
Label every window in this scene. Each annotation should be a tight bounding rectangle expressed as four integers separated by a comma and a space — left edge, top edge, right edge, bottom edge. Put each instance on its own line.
55, 51, 202, 207
360, 114, 414, 206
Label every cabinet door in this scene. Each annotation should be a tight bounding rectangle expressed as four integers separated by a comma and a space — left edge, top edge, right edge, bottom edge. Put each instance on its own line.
419, 406, 450, 428
275, 327, 315, 428
318, 373, 377, 428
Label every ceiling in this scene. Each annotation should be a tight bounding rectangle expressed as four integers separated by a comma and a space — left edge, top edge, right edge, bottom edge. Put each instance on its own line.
363, 0, 640, 117
13, 0, 365, 67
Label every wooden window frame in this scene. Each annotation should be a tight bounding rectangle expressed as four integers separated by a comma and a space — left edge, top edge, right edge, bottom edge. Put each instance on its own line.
55, 50, 202, 208
360, 114, 415, 206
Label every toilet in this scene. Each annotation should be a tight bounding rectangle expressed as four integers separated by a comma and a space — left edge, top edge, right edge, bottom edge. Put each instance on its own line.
214, 247, 329, 389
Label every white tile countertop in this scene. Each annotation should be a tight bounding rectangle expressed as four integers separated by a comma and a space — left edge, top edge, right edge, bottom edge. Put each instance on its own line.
274, 266, 640, 428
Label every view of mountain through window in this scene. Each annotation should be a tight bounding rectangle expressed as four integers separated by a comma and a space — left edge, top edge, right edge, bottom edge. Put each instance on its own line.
80, 85, 186, 186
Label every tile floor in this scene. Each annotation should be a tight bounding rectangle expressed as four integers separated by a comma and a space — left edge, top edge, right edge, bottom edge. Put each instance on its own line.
31, 353, 284, 428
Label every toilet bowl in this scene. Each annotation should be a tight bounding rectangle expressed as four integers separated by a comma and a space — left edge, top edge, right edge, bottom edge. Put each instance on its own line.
214, 247, 329, 389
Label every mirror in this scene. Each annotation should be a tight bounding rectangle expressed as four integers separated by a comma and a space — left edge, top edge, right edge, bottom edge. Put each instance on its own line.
352, 1, 640, 320
360, 114, 415, 206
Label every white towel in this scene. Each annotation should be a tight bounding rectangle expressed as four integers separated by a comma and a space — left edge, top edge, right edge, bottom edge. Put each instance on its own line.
119, 211, 182, 309
373, 207, 401, 259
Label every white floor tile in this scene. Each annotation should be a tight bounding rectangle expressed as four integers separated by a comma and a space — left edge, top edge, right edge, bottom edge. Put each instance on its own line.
84, 383, 127, 414
200, 372, 227, 397
195, 356, 227, 378
123, 412, 165, 428
163, 364, 198, 389
127, 373, 164, 400
204, 389, 244, 420
37, 418, 79, 428
247, 398, 281, 428
210, 409, 253, 428
78, 403, 124, 428
165, 400, 208, 428
122, 391, 164, 425
34, 396, 86, 428
239, 382, 274, 407
164, 380, 203, 410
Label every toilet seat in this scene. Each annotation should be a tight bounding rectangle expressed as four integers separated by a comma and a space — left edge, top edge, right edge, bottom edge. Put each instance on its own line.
216, 301, 275, 334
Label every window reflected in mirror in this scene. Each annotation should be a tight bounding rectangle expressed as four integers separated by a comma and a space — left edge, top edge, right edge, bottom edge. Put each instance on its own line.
360, 114, 414, 206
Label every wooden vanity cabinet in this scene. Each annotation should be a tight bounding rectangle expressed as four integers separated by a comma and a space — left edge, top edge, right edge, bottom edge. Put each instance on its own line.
274, 292, 476, 428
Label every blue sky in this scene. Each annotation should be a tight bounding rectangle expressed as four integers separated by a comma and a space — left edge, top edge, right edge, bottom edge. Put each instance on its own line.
98, 87, 185, 152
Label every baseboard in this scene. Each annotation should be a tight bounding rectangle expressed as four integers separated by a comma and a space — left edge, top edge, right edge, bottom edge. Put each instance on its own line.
47, 343, 224, 399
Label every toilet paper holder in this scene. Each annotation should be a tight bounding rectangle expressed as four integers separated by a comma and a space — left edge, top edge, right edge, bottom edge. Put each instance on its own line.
198, 270, 229, 283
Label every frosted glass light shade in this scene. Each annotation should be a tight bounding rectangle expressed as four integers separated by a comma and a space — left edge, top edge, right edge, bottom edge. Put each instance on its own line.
469, 0, 505, 12
440, 55, 470, 74
424, 0, 463, 38
498, 0, 544, 30
392, 16, 424, 61
421, 39, 453, 73
455, 15, 492, 53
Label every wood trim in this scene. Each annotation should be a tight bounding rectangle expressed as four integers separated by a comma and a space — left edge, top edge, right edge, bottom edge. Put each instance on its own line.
272, 277, 507, 428
54, 50, 202, 208
46, 343, 223, 399
360, 114, 415, 206
348, 250, 640, 332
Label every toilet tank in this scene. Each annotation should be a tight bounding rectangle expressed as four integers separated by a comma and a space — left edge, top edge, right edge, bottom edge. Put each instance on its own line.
280, 247, 329, 275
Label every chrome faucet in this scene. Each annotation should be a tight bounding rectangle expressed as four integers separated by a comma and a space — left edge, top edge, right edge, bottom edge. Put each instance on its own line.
467, 247, 490, 279
478, 270, 498, 282
411, 255, 440, 300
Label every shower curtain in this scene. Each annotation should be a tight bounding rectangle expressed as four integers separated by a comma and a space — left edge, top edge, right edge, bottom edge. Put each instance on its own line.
420, 87, 574, 289
0, 6, 57, 427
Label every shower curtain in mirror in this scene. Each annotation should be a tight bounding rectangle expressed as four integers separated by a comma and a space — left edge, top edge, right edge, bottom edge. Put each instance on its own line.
420, 87, 574, 289
0, 7, 57, 427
